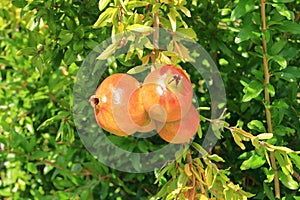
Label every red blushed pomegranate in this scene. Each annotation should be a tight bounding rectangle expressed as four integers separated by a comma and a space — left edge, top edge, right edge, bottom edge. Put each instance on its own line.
156, 105, 199, 144
90, 74, 143, 136
142, 64, 193, 122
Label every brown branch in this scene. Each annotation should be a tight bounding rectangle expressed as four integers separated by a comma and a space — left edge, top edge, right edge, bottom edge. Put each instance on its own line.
292, 170, 300, 182
260, 1, 278, 197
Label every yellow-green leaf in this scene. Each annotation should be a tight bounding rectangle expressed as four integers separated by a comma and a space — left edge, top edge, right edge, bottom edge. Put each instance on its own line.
232, 132, 246, 150
256, 133, 273, 140
274, 151, 290, 175
184, 164, 192, 176
98, 0, 110, 11
168, 8, 177, 32
207, 154, 225, 162
96, 43, 118, 60
93, 8, 116, 28
127, 65, 150, 74
278, 170, 299, 190
127, 24, 154, 33
177, 5, 191, 17
127, 1, 149, 9
177, 28, 197, 39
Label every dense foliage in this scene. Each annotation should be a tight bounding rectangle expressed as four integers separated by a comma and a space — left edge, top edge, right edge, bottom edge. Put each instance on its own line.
0, 0, 299, 199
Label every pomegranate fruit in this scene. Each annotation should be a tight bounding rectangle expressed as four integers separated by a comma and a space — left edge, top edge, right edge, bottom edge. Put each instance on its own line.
90, 74, 151, 136
128, 86, 155, 132
142, 64, 193, 122
156, 105, 199, 144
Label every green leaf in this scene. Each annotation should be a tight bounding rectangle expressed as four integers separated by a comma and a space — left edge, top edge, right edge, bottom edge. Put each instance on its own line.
263, 168, 275, 183
85, 40, 99, 50
30, 151, 50, 160
98, 0, 110, 11
127, 65, 150, 74
93, 8, 116, 28
12, 0, 27, 8
270, 39, 287, 55
32, 56, 44, 76
278, 170, 299, 190
272, 0, 295, 3
275, 151, 291, 175
262, 30, 271, 43
37, 111, 69, 130
127, 24, 154, 33
240, 154, 266, 170
177, 28, 197, 39
247, 120, 266, 132
266, 83, 275, 97
16, 47, 37, 56
276, 21, 300, 34
272, 55, 287, 69
207, 154, 225, 162
289, 153, 300, 170
127, 1, 149, 9
273, 3, 294, 20
242, 80, 264, 102
274, 66, 300, 83
27, 162, 38, 174
235, 25, 260, 44
59, 30, 73, 46
0, 188, 12, 197
263, 182, 276, 200
231, 0, 257, 21
64, 48, 76, 65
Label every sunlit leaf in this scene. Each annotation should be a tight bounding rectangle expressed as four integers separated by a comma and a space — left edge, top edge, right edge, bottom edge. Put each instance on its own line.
232, 132, 246, 150
289, 153, 300, 170
127, 1, 149, 9
256, 133, 273, 140
278, 170, 299, 190
127, 24, 154, 33
127, 65, 150, 74
168, 8, 177, 32
98, 0, 110, 11
272, 55, 287, 69
207, 154, 225, 162
177, 5, 191, 17
93, 8, 116, 28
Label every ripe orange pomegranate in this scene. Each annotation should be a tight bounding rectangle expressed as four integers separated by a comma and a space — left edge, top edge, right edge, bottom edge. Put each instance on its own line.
128, 86, 155, 133
142, 65, 193, 122
157, 105, 199, 144
90, 74, 150, 136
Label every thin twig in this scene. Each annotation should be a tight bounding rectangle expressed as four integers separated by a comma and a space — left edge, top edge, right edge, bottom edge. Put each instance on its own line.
260, 0, 279, 198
